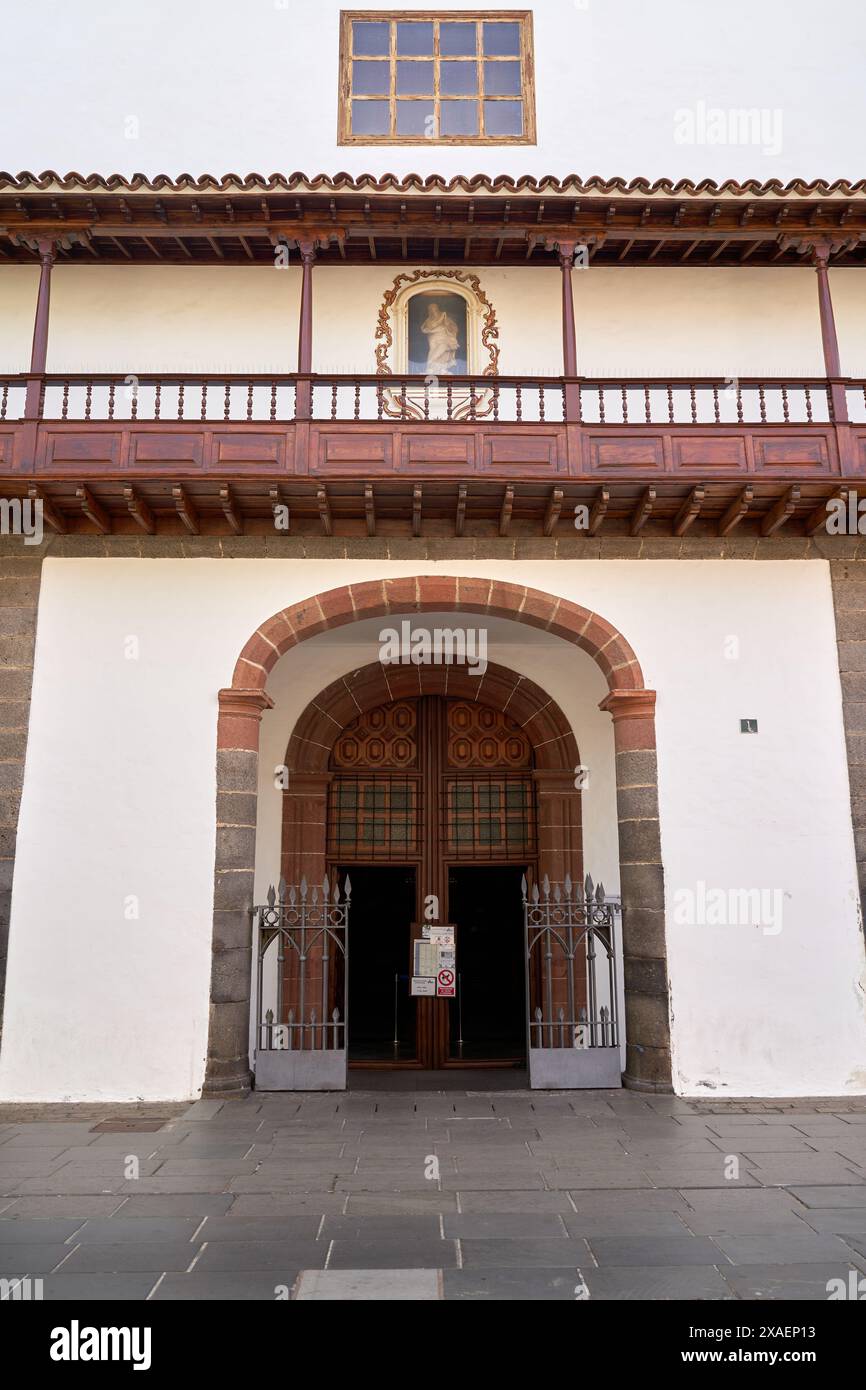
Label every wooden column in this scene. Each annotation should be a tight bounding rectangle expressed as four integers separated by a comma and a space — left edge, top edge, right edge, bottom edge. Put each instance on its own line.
779, 234, 858, 427
25, 237, 56, 418
550, 238, 581, 424
295, 237, 317, 420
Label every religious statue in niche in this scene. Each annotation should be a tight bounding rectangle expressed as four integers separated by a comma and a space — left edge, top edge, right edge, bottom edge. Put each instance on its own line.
410, 293, 468, 376
376, 269, 499, 420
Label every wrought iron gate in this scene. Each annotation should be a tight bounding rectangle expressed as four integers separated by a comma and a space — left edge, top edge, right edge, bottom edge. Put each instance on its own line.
523, 873, 622, 1089
254, 875, 350, 1091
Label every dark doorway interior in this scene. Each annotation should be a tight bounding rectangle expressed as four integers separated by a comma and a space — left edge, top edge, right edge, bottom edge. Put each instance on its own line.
448, 866, 526, 1063
344, 866, 416, 1062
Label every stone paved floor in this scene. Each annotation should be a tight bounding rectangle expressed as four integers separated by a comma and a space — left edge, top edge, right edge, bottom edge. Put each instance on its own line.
1, 1088, 866, 1300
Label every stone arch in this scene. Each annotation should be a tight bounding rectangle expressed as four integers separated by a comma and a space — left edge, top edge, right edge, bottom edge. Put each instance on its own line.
208, 579, 668, 1097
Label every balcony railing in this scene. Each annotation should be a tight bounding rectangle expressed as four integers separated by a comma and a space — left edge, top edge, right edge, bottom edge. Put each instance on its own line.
2, 371, 862, 427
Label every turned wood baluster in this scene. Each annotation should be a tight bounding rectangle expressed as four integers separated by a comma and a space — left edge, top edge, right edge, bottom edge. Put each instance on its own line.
424, 379, 430, 419
539, 384, 546, 421
644, 385, 651, 424
621, 384, 627, 424
154, 381, 161, 421
446, 381, 453, 420
690, 384, 697, 424
758, 384, 766, 423
200, 382, 207, 420
805, 385, 813, 423
598, 387, 605, 424
781, 384, 789, 423
84, 380, 92, 421
177, 382, 184, 420
712, 385, 720, 423
354, 380, 361, 420
330, 382, 338, 420
736, 385, 744, 423
108, 381, 115, 420
0, 383, 7, 420
270, 382, 277, 421
62, 380, 69, 421
516, 383, 522, 422
376, 381, 383, 420
246, 382, 254, 422
224, 382, 231, 421
666, 383, 674, 424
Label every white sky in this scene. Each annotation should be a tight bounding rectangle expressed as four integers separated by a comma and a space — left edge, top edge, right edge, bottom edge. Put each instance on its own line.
1, 0, 864, 181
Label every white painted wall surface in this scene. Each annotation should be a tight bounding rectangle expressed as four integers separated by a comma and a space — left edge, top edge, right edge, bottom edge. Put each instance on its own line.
2, 0, 863, 183
6, 263, 866, 378
1, 558, 864, 1100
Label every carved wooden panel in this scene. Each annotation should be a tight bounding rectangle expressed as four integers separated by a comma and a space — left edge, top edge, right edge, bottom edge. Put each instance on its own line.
446, 702, 531, 769
331, 699, 418, 768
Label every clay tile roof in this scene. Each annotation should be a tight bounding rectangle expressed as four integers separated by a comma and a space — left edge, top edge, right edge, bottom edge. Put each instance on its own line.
1, 170, 865, 199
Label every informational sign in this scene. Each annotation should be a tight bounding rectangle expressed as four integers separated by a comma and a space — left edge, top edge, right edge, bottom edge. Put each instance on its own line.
438, 947, 455, 969
423, 925, 456, 945
437, 967, 456, 998
410, 976, 436, 997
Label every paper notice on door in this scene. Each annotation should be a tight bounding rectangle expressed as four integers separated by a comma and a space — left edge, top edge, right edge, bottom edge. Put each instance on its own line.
413, 940, 440, 978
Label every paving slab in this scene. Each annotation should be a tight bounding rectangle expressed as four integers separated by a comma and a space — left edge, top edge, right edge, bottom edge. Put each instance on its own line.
721, 1262, 866, 1301
581, 1265, 735, 1300
152, 1272, 299, 1300
293, 1269, 441, 1300
443, 1267, 581, 1300
58, 1242, 201, 1273
459, 1237, 591, 1267
193, 1240, 327, 1271
587, 1234, 726, 1266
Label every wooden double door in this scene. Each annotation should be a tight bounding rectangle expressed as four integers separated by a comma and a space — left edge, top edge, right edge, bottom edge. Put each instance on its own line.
328, 694, 536, 1069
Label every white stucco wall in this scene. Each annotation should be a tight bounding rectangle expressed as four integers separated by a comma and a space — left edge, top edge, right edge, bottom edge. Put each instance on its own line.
2, 0, 863, 183
4, 262, 866, 378
1, 558, 864, 1101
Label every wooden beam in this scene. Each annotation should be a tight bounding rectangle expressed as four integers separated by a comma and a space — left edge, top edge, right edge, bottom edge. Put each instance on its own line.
219, 484, 243, 535
499, 485, 514, 537
543, 486, 563, 537
76, 484, 111, 534
455, 483, 467, 538
365, 482, 376, 537
588, 486, 609, 536
123, 485, 155, 535
718, 485, 753, 536
412, 484, 422, 538
761, 484, 800, 537
27, 485, 66, 534
673, 485, 705, 536
804, 486, 845, 536
317, 485, 332, 537
172, 484, 200, 535
630, 486, 656, 536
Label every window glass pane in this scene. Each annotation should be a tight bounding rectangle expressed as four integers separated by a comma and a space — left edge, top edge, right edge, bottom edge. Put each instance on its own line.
353, 21, 390, 56
484, 99, 523, 137
352, 99, 390, 136
440, 21, 477, 56
396, 59, 434, 95
484, 59, 521, 96
397, 20, 434, 54
396, 101, 433, 137
441, 60, 478, 96
441, 100, 479, 137
353, 60, 390, 96
483, 20, 521, 56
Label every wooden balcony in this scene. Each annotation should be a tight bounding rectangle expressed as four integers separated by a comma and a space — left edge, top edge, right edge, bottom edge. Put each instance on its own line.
1, 371, 864, 537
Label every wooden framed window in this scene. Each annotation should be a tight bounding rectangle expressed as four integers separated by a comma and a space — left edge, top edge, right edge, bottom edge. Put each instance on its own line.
339, 10, 536, 144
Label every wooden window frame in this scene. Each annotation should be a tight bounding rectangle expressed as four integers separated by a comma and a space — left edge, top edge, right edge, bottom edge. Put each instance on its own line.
338, 9, 537, 145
